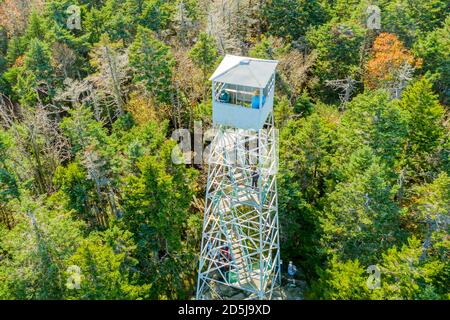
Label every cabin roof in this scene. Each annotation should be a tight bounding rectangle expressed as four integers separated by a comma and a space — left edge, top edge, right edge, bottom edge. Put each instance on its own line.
209, 54, 278, 88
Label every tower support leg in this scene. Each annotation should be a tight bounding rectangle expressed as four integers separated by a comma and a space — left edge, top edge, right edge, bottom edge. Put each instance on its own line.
196, 113, 280, 300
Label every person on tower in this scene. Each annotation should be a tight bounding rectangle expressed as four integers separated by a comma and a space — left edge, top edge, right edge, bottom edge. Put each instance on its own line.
251, 166, 259, 190
287, 261, 298, 287
219, 89, 230, 103
251, 90, 266, 109
220, 245, 231, 281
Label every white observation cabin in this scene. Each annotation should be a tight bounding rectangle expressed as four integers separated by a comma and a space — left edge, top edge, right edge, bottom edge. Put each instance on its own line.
210, 55, 278, 130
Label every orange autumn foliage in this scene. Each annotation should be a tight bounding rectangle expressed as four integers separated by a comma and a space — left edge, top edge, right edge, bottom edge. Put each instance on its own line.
14, 55, 25, 67
365, 33, 422, 89
0, 0, 44, 36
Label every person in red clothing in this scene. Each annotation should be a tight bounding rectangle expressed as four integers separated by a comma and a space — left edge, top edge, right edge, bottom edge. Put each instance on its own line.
219, 245, 231, 281
223, 246, 231, 269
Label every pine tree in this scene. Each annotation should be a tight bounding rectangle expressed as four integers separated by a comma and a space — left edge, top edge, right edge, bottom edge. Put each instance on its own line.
414, 16, 450, 104
306, 20, 365, 102
310, 256, 371, 300
278, 105, 339, 275
0, 195, 84, 299
373, 237, 447, 300
264, 0, 327, 41
13, 38, 55, 105
25, 10, 46, 41
121, 140, 198, 298
5, 36, 24, 66
65, 226, 150, 299
23, 38, 54, 83
140, 0, 173, 35
60, 105, 108, 155
337, 90, 408, 173
0, 130, 19, 229
0, 27, 7, 73
397, 78, 446, 182
189, 32, 218, 102
173, 0, 201, 46
129, 26, 174, 104
320, 147, 402, 264
383, 0, 448, 46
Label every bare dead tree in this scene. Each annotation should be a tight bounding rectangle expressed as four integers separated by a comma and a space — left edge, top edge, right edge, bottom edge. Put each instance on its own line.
206, 0, 254, 55
387, 62, 415, 99
87, 39, 131, 122
278, 49, 317, 103
325, 76, 359, 110
0, 93, 18, 128
55, 78, 92, 106
173, 0, 201, 47
82, 146, 119, 227
55, 78, 105, 122
5, 105, 70, 195
52, 43, 77, 79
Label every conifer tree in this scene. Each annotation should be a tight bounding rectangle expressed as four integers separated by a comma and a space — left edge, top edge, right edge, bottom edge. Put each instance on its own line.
129, 26, 174, 104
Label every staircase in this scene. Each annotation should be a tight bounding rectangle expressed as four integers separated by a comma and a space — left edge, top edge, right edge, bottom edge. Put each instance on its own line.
230, 232, 251, 285
225, 224, 267, 292
212, 151, 271, 293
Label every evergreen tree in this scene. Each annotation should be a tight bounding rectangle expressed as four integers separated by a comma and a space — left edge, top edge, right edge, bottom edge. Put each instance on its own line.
5, 36, 25, 66
397, 78, 446, 182
414, 16, 450, 104
65, 226, 150, 299
0, 195, 84, 299
263, 0, 327, 41
320, 147, 402, 264
373, 237, 447, 300
25, 10, 46, 41
121, 140, 197, 298
189, 32, 218, 102
129, 26, 174, 104
337, 90, 408, 174
310, 256, 371, 300
23, 38, 54, 83
0, 130, 19, 229
306, 20, 365, 101
382, 0, 448, 46
278, 105, 339, 275
60, 105, 108, 155
13, 38, 55, 105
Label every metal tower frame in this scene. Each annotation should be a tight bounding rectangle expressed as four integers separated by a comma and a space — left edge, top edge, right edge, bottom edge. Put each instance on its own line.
196, 113, 281, 300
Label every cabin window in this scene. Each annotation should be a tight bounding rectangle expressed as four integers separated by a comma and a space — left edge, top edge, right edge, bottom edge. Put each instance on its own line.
214, 82, 269, 109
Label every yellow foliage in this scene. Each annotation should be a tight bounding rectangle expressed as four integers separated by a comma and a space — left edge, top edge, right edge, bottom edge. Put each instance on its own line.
125, 92, 159, 126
